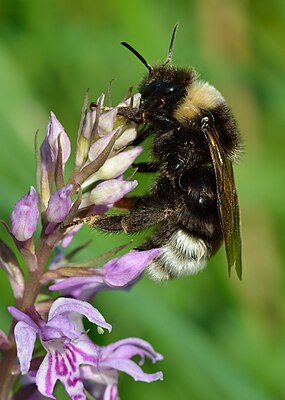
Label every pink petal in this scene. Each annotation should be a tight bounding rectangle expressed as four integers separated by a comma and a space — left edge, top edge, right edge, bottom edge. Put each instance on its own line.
90, 179, 138, 206
82, 109, 96, 139
37, 339, 98, 399
104, 384, 118, 400
90, 146, 143, 181
61, 225, 82, 248
80, 365, 118, 386
14, 321, 37, 374
104, 249, 160, 288
114, 127, 137, 150
35, 352, 58, 399
100, 358, 163, 383
49, 275, 107, 302
48, 298, 112, 332
88, 130, 117, 162
49, 275, 104, 291
98, 108, 118, 136
102, 337, 163, 364
8, 306, 39, 331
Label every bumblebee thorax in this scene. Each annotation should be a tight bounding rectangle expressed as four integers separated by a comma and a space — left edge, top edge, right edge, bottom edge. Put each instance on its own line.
174, 80, 225, 123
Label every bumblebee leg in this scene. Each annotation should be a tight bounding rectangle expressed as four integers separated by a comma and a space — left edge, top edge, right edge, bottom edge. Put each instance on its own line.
132, 162, 158, 173
73, 205, 169, 234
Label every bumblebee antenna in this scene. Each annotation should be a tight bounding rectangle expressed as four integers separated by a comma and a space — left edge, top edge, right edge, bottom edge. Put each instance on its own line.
121, 41, 152, 74
163, 23, 179, 66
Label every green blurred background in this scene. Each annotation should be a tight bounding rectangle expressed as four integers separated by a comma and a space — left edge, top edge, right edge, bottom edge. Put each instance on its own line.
1, 0, 285, 399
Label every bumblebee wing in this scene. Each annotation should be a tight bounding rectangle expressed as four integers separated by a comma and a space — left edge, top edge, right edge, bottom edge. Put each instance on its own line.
201, 120, 242, 279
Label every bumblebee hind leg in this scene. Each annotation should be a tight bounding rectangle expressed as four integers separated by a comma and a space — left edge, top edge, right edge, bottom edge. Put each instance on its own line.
69, 201, 170, 234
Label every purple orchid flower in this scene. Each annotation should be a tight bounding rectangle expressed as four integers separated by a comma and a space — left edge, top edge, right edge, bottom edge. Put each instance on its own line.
9, 298, 111, 400
80, 337, 163, 400
49, 249, 160, 301
12, 337, 163, 400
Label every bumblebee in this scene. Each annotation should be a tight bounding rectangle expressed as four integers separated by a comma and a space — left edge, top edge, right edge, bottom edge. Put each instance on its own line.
84, 24, 242, 281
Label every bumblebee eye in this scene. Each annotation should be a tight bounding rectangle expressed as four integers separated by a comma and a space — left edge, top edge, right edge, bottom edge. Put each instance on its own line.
141, 80, 182, 100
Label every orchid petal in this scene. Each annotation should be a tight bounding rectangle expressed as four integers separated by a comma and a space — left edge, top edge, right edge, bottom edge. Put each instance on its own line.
104, 249, 160, 287
42, 315, 79, 341
90, 179, 138, 206
100, 358, 163, 383
49, 275, 104, 292
61, 225, 82, 248
101, 337, 163, 364
14, 321, 37, 374
80, 365, 118, 386
37, 338, 98, 399
98, 108, 118, 136
114, 127, 137, 150
49, 250, 160, 300
104, 384, 118, 400
49, 275, 107, 302
88, 130, 116, 162
35, 352, 57, 399
82, 109, 96, 139
8, 306, 40, 331
89, 146, 143, 181
48, 298, 112, 332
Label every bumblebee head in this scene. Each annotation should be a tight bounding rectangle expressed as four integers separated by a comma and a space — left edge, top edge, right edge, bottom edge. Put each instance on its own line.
121, 24, 195, 113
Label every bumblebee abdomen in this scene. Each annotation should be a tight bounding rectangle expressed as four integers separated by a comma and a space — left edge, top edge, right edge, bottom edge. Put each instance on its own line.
147, 230, 210, 281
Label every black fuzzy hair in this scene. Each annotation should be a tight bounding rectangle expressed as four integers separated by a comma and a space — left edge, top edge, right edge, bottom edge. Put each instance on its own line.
138, 65, 196, 92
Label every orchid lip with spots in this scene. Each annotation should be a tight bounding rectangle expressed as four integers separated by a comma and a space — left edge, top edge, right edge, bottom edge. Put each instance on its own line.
9, 298, 162, 399
9, 298, 112, 399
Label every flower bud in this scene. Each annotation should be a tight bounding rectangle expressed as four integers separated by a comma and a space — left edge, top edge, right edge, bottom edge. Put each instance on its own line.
114, 127, 137, 150
82, 109, 96, 139
90, 179, 138, 206
98, 108, 118, 136
47, 112, 71, 163
46, 184, 73, 223
41, 112, 71, 171
88, 130, 117, 162
11, 187, 39, 241
90, 146, 143, 181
